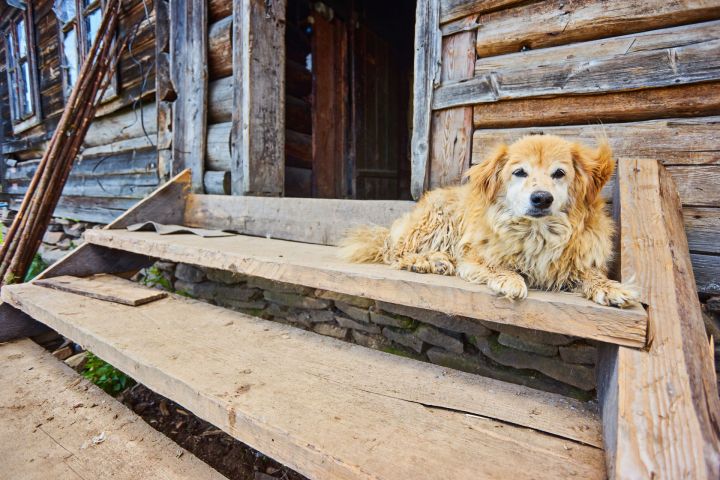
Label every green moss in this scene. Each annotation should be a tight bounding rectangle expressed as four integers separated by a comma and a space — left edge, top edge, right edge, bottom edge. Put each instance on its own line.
82, 352, 135, 395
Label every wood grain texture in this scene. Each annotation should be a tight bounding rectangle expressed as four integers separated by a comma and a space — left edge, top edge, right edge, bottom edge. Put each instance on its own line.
231, 0, 286, 196
208, 16, 232, 79
170, 0, 208, 192
599, 159, 720, 479
203, 170, 231, 195
1, 279, 607, 480
82, 103, 157, 148
0, 339, 226, 480
429, 29, 475, 189
36, 274, 167, 306
474, 0, 720, 58
439, 0, 525, 24
410, 0, 442, 199
83, 228, 648, 346
0, 303, 50, 342
472, 82, 720, 129
208, 0, 231, 22
435, 21, 720, 109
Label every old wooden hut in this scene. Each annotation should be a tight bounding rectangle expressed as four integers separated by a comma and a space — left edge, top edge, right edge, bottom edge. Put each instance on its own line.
1, 0, 719, 479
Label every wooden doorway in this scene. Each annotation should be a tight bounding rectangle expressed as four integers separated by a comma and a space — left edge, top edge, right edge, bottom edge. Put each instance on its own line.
284, 0, 416, 200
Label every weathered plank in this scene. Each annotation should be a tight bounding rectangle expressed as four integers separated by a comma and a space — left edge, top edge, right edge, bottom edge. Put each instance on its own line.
35, 274, 167, 306
692, 253, 720, 294
0, 303, 50, 342
171, 0, 208, 192
435, 21, 720, 109
429, 28, 475, 189
83, 103, 157, 147
208, 15, 232, 79
0, 339, 226, 480
471, 116, 720, 166
203, 170, 230, 195
475, 0, 720, 58
685, 207, 720, 254
439, 0, 525, 24
7, 172, 159, 198
410, 0, 442, 199
231, 0, 286, 195
472, 82, 720, 129
598, 159, 720, 479
84, 228, 648, 346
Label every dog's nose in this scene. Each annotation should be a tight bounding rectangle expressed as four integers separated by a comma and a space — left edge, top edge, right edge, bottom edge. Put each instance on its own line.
530, 191, 554, 209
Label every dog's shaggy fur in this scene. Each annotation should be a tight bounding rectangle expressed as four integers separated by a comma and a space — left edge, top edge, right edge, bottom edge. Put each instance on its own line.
340, 135, 639, 307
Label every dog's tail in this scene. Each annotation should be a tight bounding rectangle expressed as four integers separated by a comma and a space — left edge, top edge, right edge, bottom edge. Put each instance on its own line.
338, 225, 390, 264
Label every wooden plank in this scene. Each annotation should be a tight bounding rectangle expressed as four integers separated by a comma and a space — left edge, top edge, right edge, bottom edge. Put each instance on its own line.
0, 339, 226, 480
474, 0, 720, 58
208, 16, 232, 79
184, 194, 415, 245
1, 280, 607, 480
171, 0, 208, 192
439, 0, 524, 24
472, 82, 720, 129
471, 117, 720, 166
83, 228, 648, 346
410, 0, 442, 200
598, 159, 720, 479
429, 28, 475, 189
0, 303, 50, 342
435, 21, 720, 110
35, 274, 167, 306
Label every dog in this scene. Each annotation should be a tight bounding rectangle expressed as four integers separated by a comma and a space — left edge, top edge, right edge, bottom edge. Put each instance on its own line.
340, 134, 639, 307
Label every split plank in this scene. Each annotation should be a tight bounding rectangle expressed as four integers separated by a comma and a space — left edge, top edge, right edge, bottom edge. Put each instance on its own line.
435, 21, 720, 110
1, 279, 606, 480
83, 228, 648, 347
35, 274, 167, 306
598, 159, 720, 479
472, 82, 720, 129
474, 0, 720, 58
0, 339, 225, 480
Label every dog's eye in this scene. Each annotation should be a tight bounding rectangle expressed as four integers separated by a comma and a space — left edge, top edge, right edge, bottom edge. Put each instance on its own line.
551, 169, 566, 179
512, 168, 528, 178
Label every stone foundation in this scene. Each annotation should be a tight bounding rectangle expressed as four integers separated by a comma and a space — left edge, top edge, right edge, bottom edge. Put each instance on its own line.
138, 261, 600, 400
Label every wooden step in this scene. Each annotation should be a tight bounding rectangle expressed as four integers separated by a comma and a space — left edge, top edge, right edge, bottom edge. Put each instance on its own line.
2, 276, 606, 480
84, 228, 648, 347
0, 338, 225, 480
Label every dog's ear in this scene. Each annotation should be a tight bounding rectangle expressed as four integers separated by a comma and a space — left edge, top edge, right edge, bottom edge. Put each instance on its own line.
571, 139, 614, 202
465, 143, 509, 200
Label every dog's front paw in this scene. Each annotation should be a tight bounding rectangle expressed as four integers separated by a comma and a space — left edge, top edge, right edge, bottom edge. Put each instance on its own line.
428, 252, 455, 276
588, 281, 640, 308
487, 273, 528, 300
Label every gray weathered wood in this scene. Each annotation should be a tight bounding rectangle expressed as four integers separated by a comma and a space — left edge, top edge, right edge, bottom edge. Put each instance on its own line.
8, 172, 159, 198
439, 0, 525, 24
0, 303, 50, 342
208, 15, 232, 79
231, 0, 286, 196
36, 274, 167, 306
434, 21, 720, 110
203, 170, 231, 195
410, 0, 442, 200
83, 104, 157, 148
171, 0, 208, 192
206, 122, 232, 170
692, 253, 720, 294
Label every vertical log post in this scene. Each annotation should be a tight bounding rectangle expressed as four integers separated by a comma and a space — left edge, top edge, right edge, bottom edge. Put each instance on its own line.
170, 0, 208, 192
231, 0, 287, 196
155, 0, 173, 182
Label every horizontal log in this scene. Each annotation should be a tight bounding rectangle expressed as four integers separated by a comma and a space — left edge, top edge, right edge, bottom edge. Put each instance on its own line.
203, 170, 231, 195
83, 103, 158, 147
471, 116, 720, 166
685, 207, 720, 254
439, 0, 524, 24
208, 0, 231, 22
206, 122, 232, 171
691, 253, 720, 294
208, 76, 233, 122
435, 21, 720, 109
8, 172, 159, 199
286, 60, 312, 98
7, 196, 140, 224
208, 16, 232, 79
286, 129, 312, 165
286, 95, 312, 134
473, 82, 720, 129
475, 0, 720, 58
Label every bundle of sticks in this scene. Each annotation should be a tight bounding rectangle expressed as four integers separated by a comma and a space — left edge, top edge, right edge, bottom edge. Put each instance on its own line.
0, 0, 127, 286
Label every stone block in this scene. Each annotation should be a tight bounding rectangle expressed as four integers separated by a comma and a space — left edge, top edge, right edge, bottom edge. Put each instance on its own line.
375, 301, 491, 337
154, 261, 176, 273
473, 336, 595, 391
263, 290, 331, 309
39, 247, 67, 265
64, 351, 88, 371
206, 268, 248, 284
351, 330, 391, 350
42, 230, 65, 245
313, 323, 348, 339
415, 325, 464, 354
369, 309, 415, 329
382, 327, 424, 354
335, 301, 370, 323
215, 298, 267, 313
175, 263, 206, 283
315, 290, 374, 308
63, 223, 85, 238
335, 316, 381, 334
175, 280, 259, 302
480, 321, 573, 346
497, 333, 558, 357
248, 276, 312, 295
558, 343, 597, 365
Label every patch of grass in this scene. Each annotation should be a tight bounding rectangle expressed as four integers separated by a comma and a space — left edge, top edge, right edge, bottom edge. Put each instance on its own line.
82, 352, 135, 395
23, 254, 48, 282
141, 265, 173, 291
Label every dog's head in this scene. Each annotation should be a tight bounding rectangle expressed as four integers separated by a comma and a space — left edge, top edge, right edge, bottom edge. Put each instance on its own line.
466, 135, 614, 219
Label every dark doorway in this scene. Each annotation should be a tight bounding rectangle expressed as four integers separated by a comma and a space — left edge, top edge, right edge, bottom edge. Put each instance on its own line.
284, 0, 416, 200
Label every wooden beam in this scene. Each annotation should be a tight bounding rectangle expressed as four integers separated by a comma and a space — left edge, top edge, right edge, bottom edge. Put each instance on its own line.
0, 303, 50, 342
410, 0, 442, 200
598, 159, 720, 479
231, 0, 286, 196
2, 278, 607, 480
439, 0, 524, 24
434, 21, 720, 110
170, 0, 208, 192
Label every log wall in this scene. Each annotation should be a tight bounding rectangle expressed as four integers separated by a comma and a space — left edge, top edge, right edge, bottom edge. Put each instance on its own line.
0, 0, 158, 224
427, 0, 720, 294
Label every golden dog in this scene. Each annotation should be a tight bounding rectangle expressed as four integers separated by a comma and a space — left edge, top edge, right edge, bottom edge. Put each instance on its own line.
340, 135, 638, 307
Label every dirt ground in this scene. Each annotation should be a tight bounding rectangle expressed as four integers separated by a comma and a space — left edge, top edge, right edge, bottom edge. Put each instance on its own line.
117, 383, 308, 480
